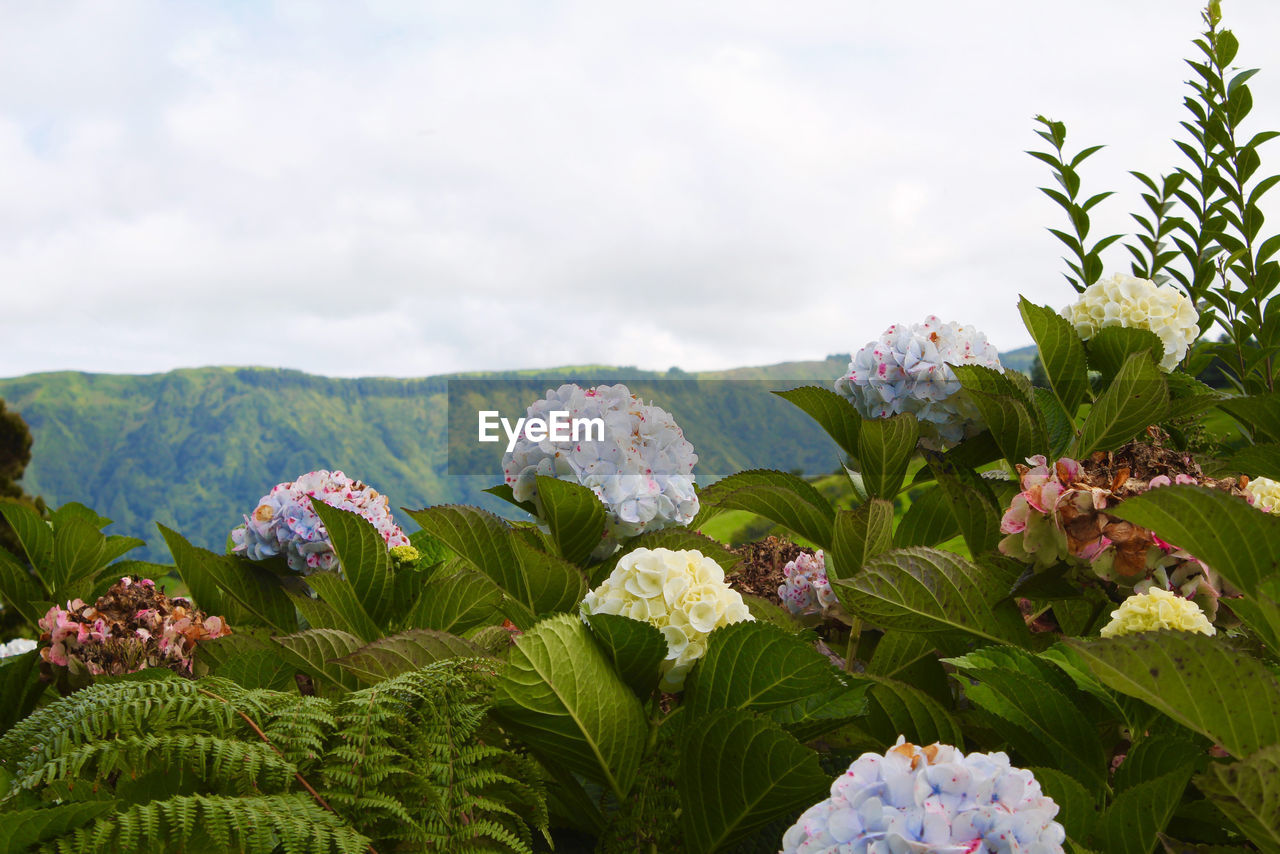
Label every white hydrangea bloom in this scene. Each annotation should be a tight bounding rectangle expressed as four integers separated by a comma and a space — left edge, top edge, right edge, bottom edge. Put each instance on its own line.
781, 738, 1066, 854
580, 547, 752, 691
0, 637, 37, 659
503, 384, 699, 558
1245, 476, 1280, 515
834, 316, 1004, 450
778, 550, 840, 618
1062, 273, 1199, 371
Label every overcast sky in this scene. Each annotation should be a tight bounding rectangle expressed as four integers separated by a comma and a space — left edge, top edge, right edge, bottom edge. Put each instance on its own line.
3, 1, 1279, 379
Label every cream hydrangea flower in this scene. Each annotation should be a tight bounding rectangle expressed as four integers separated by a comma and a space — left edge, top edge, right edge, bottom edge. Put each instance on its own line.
781, 737, 1066, 854
580, 547, 752, 691
1062, 273, 1199, 371
1245, 476, 1280, 515
1099, 587, 1215, 638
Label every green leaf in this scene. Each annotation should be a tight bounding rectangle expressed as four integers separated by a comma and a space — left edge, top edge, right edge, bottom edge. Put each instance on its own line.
951, 364, 1047, 468
48, 518, 107, 594
894, 484, 960, 548
0, 651, 47, 735
482, 483, 538, 516
272, 628, 365, 692
679, 710, 829, 854
828, 500, 894, 580
0, 501, 54, 578
1028, 766, 1098, 845
0, 802, 119, 854
1224, 444, 1280, 481
1074, 351, 1169, 457
304, 571, 382, 642
928, 453, 1004, 556
157, 525, 296, 632
1036, 386, 1077, 456
835, 547, 1031, 647
584, 612, 666, 700
0, 549, 43, 625
685, 621, 862, 716
712, 482, 835, 550
403, 568, 503, 634
493, 614, 647, 800
534, 475, 608, 565
307, 500, 393, 627
773, 386, 862, 458
692, 470, 830, 530
1195, 745, 1280, 853
1219, 393, 1280, 443
195, 633, 296, 690
1108, 485, 1280, 598
332, 629, 489, 684
1068, 633, 1280, 759
1086, 326, 1166, 382
857, 413, 919, 499
866, 631, 952, 706
848, 674, 964, 750
1096, 766, 1196, 854
1114, 733, 1204, 793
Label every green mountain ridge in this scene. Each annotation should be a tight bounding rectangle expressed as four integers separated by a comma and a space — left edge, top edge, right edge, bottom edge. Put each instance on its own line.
0, 347, 1036, 562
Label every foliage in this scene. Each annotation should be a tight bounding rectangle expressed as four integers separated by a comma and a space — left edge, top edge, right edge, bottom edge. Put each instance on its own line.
0, 661, 547, 854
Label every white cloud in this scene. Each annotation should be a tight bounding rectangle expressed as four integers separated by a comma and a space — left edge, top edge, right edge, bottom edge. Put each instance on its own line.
2, 0, 1279, 378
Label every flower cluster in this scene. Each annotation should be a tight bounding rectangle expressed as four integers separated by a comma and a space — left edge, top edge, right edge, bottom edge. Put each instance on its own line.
37, 577, 231, 677
834, 316, 1004, 450
580, 547, 752, 691
230, 470, 410, 574
778, 550, 841, 618
0, 637, 37, 659
503, 384, 699, 558
1245, 476, 1280, 515
1062, 273, 1199, 371
781, 737, 1066, 854
1100, 587, 1216, 638
997, 450, 1230, 616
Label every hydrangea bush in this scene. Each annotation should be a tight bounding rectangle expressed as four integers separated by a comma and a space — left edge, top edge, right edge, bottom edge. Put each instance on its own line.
834, 316, 1003, 450
502, 383, 699, 558
230, 469, 411, 573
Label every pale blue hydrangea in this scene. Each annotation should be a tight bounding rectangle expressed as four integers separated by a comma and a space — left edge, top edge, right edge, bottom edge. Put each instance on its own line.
781, 738, 1066, 854
0, 637, 37, 659
502, 384, 699, 558
835, 316, 1003, 450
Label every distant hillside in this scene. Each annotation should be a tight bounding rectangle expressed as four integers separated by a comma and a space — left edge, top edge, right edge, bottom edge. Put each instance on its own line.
0, 350, 1034, 562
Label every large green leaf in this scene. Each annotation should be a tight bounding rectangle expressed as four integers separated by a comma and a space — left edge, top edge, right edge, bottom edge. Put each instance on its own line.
1087, 326, 1165, 382
403, 567, 503, 634
894, 484, 960, 548
952, 364, 1047, 469
332, 629, 489, 684
272, 628, 365, 692
1195, 745, 1280, 853
707, 476, 835, 550
1074, 350, 1169, 457
835, 547, 1031, 647
0, 501, 53, 582
1020, 297, 1089, 413
304, 571, 382, 642
584, 612, 667, 700
1028, 766, 1098, 846
846, 674, 964, 751
308, 500, 393, 627
0, 802, 118, 854
679, 710, 829, 854
828, 500, 894, 581
857, 413, 918, 499
928, 453, 1003, 556
1219, 392, 1280, 444
48, 518, 107, 595
1224, 444, 1280, 481
157, 525, 295, 632
1108, 485, 1280, 598
195, 633, 296, 691
493, 614, 646, 800
773, 386, 861, 458
0, 549, 43, 625
0, 651, 47, 735
684, 621, 862, 716
691, 470, 830, 530
1096, 766, 1196, 854
535, 475, 608, 566
1068, 633, 1280, 759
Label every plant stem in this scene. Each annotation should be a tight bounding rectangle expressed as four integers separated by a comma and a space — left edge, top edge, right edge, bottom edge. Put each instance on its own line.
844, 619, 863, 672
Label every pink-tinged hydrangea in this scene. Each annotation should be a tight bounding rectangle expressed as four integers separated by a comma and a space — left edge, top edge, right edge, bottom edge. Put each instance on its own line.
37, 576, 231, 677
781, 737, 1066, 854
503, 384, 699, 558
834, 316, 1004, 450
230, 470, 410, 574
778, 550, 842, 619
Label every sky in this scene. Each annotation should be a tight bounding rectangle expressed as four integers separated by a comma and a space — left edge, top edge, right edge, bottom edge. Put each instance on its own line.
3, 0, 1280, 379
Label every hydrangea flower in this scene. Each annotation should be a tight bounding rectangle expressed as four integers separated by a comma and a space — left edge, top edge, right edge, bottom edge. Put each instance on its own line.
580, 547, 752, 691
0, 637, 37, 659
37, 576, 231, 677
1062, 273, 1199, 371
1245, 476, 1280, 515
834, 316, 1004, 450
1099, 587, 1215, 637
778, 550, 841, 618
503, 384, 699, 558
781, 737, 1066, 854
230, 470, 410, 574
